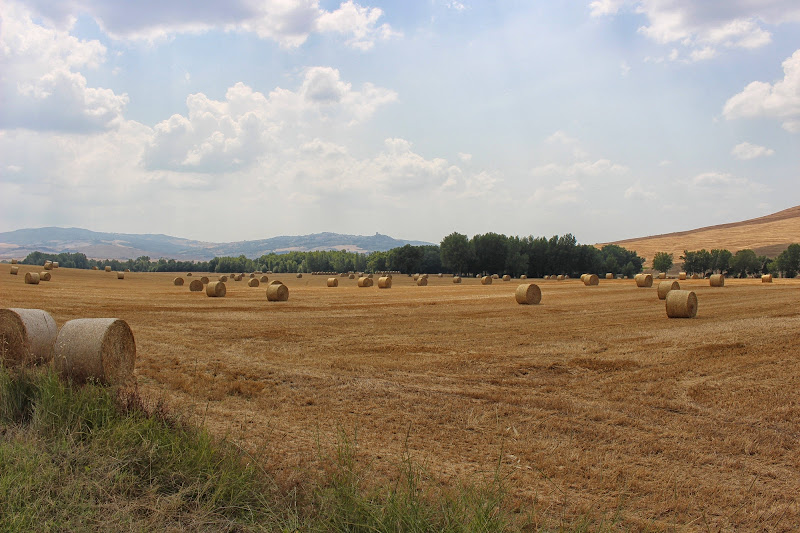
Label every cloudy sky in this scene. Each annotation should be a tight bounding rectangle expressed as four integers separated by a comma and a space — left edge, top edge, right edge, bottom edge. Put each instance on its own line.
1, 1, 798, 245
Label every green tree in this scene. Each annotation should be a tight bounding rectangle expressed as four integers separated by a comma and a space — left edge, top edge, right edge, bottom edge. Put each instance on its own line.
710, 249, 732, 273
729, 249, 760, 278
439, 232, 472, 275
775, 243, 800, 278
471, 233, 507, 275
652, 252, 673, 273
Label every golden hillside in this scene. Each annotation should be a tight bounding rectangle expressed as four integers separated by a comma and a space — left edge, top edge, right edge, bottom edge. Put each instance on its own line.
600, 205, 800, 265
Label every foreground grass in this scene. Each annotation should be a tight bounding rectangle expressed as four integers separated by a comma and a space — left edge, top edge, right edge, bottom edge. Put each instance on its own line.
0, 366, 612, 532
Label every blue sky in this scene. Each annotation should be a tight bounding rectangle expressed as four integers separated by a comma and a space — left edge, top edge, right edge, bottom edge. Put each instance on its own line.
1, 0, 798, 245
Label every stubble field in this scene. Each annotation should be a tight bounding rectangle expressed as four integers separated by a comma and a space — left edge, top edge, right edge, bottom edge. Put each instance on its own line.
1, 265, 798, 530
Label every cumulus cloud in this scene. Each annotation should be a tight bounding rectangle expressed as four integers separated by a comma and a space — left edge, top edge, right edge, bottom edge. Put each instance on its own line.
723, 49, 800, 132
531, 159, 628, 177
689, 171, 768, 194
589, 0, 626, 17
0, 2, 128, 132
21, 0, 399, 49
530, 180, 584, 205
731, 142, 775, 160
624, 180, 656, 200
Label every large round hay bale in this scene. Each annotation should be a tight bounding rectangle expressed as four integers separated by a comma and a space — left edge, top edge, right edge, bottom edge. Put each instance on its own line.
43, 261, 53, 270
378, 276, 392, 289
412, 274, 420, 281
492, 274, 499, 280
173, 277, 184, 286
583, 274, 599, 286
367, 273, 373, 279
605, 273, 613, 279
515, 283, 542, 305
200, 276, 210, 284
666, 290, 698, 318
40, 271, 52, 282
520, 274, 527, 280
189, 279, 203, 291
657, 280, 680, 300
219, 275, 228, 282
116, 272, 124, 280
349, 273, 355, 279
248, 278, 260, 287
762, 274, 773, 283
327, 277, 338, 287
249, 273, 255, 278
10, 266, 19, 275
92, 266, 99, 270
296, 273, 303, 278
206, 281, 226, 297
502, 274, 511, 281
267, 283, 289, 301
260, 275, 268, 283
679, 272, 687, 280
452, 276, 461, 284
357, 276, 373, 287
709, 274, 725, 287
556, 275, 565, 281
54, 318, 135, 385
24, 272, 40, 285
544, 275, 550, 280
269, 279, 283, 286
416, 277, 428, 286
481, 276, 492, 285
104, 266, 112, 272
635, 273, 653, 287
52, 262, 59, 269
10, 259, 17, 264
0, 308, 57, 367
658, 272, 667, 279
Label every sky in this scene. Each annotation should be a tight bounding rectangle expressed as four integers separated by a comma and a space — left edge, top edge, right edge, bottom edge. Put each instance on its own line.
0, 0, 798, 245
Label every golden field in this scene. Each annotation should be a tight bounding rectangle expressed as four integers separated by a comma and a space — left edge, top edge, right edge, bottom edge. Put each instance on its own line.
2, 264, 799, 530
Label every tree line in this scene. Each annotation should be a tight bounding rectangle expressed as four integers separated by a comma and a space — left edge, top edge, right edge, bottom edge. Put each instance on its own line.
650, 244, 800, 278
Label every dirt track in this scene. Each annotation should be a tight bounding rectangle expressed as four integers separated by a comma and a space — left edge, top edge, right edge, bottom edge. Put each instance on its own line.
2, 265, 798, 530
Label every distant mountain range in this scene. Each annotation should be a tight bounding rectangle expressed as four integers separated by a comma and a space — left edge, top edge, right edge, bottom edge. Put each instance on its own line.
0, 227, 433, 261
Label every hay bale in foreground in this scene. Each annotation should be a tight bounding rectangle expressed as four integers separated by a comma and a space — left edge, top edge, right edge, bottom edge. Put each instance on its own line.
679, 272, 687, 280
709, 274, 725, 287
104, 266, 112, 272
116, 272, 124, 279
481, 276, 492, 285
269, 280, 283, 286
327, 277, 338, 287
378, 276, 392, 289
666, 290, 697, 318
416, 277, 428, 286
452, 276, 461, 284
189, 279, 203, 292
40, 272, 52, 282
54, 318, 135, 385
358, 276, 373, 287
0, 308, 58, 367
25, 272, 40, 285
267, 283, 289, 301
657, 280, 680, 300
502, 274, 511, 281
248, 278, 260, 287
173, 277, 184, 286
515, 283, 541, 305
635, 273, 653, 287
10, 266, 19, 275
206, 281, 226, 297
583, 274, 599, 286
762, 274, 773, 283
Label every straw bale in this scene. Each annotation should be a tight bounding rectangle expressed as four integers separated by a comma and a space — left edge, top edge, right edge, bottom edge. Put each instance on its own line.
173, 277, 184, 286
544, 275, 550, 280
691, 273, 700, 280
679, 272, 687, 280
25, 272, 40, 285
481, 276, 492, 285
92, 266, 98, 270
249, 273, 255, 278
189, 279, 203, 291
349, 274, 355, 279
186, 273, 192, 276
206, 281, 226, 297
39, 271, 51, 281
367, 273, 373, 278
296, 273, 303, 278
492, 274, 499, 279
515, 283, 541, 305
583, 274, 599, 286
762, 274, 773, 283
413, 274, 420, 281
0, 308, 57, 367
54, 318, 135, 385
378, 276, 392, 289
658, 272, 666, 279
116, 272, 124, 279
53, 262, 59, 268
219, 276, 228, 282
416, 277, 428, 286
635, 273, 653, 287
438, 273, 443, 278
10, 266, 19, 275
502, 275, 511, 281
248, 278, 260, 287
520, 274, 527, 280
452, 276, 462, 284
606, 273, 613, 279
358, 276, 373, 287
201, 276, 210, 284
327, 277, 339, 287
267, 283, 289, 301
260, 275, 268, 282
709, 274, 725, 287
10, 259, 17, 264
557, 275, 565, 281
657, 280, 680, 300
44, 261, 53, 270
104, 266, 111, 272
666, 290, 697, 318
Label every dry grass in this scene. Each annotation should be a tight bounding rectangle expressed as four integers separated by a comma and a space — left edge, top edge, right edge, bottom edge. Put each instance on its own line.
1, 265, 799, 529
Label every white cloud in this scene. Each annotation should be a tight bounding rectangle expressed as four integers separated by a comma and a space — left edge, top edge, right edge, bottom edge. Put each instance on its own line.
620, 61, 631, 76
624, 180, 656, 200
531, 159, 628, 177
444, 1, 467, 11
589, 0, 626, 17
731, 142, 775, 160
545, 130, 579, 145
530, 180, 584, 205
689, 171, 768, 194
723, 49, 800, 133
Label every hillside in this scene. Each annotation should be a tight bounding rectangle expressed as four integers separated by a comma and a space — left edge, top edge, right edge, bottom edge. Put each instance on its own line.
0, 227, 432, 261
600, 205, 800, 265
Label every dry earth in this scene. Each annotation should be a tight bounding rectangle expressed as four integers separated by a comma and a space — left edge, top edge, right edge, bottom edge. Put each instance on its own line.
2, 265, 799, 530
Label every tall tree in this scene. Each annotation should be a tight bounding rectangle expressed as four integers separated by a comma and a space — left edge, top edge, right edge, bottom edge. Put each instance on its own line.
439, 232, 472, 275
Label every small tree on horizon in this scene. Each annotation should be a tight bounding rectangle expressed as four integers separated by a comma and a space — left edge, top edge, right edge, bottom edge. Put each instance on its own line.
652, 252, 673, 273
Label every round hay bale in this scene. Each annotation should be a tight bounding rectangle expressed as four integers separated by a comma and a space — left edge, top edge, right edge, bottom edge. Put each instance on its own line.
492, 274, 499, 280
267, 283, 289, 301
249, 273, 255, 278
200, 276, 210, 284
544, 275, 550, 280
357, 276, 373, 287
378, 276, 392, 289
515, 283, 541, 305
219, 275, 228, 282
606, 273, 614, 279
635, 273, 653, 287
412, 274, 420, 281
10, 266, 19, 275
367, 273, 373, 279
0, 308, 58, 367
666, 290, 698, 318
349, 273, 355, 279
52, 262, 59, 268
452, 276, 462, 284
583, 274, 599, 286
691, 273, 700, 280
10, 259, 17, 264
248, 278, 260, 287
481, 276, 492, 285
54, 318, 135, 385
116, 272, 124, 280
43, 261, 53, 270
679, 272, 687, 280
556, 275, 565, 281
327, 277, 339, 287
189, 279, 203, 291
422, 273, 428, 279
206, 281, 226, 297
502, 274, 511, 281
260, 275, 268, 283
340, 272, 348, 277
416, 276, 428, 286
92, 266, 99, 270
24, 272, 40, 285
658, 272, 667, 279
186, 272, 192, 276
296, 273, 303, 278
520, 274, 527, 280
762, 274, 773, 283
104, 266, 112, 273
234, 274, 243, 281
709, 274, 725, 287
124, 268, 130, 272
438, 273, 443, 278
39, 271, 52, 282
657, 280, 680, 300
173, 277, 184, 286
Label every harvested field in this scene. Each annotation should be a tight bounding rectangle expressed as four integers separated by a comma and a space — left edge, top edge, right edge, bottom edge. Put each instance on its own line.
1, 264, 798, 529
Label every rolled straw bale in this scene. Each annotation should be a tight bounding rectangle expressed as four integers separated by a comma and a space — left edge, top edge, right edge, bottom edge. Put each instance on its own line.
564, 275, 570, 279
0, 308, 57, 367
357, 276, 373, 287
349, 274, 355, 279
259, 275, 268, 282
248, 278, 260, 287
416, 276, 428, 286
116, 272, 124, 280
606, 273, 614, 279
412, 274, 420, 281
40, 271, 51, 282
481, 276, 492, 285
92, 266, 99, 270
267, 283, 289, 301
25, 272, 40, 285
235, 274, 243, 281
520, 274, 527, 280
709, 274, 724, 287
492, 274, 499, 279
249, 273, 255, 278
219, 276, 228, 282
762, 274, 773, 283
658, 272, 666, 279
54, 318, 135, 385
53, 262, 59, 269
679, 272, 687, 280
269, 280, 283, 286
544, 275, 550, 280
657, 280, 680, 300
206, 281, 226, 297
186, 272, 192, 276
422, 273, 428, 279
580, 274, 588, 282
44, 261, 53, 270
104, 266, 112, 272
515, 283, 542, 305
189, 279, 203, 291
691, 273, 700, 280
327, 277, 339, 287
341, 272, 348, 277
200, 276, 210, 284
173, 277, 184, 286
367, 273, 373, 279
10, 259, 17, 264
438, 273, 443, 278
378, 276, 392, 289
557, 275, 565, 281
296, 273, 303, 278
10, 266, 19, 275
583, 274, 599, 286
635, 273, 653, 287
665, 290, 697, 318
502, 275, 511, 281
452, 276, 462, 284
